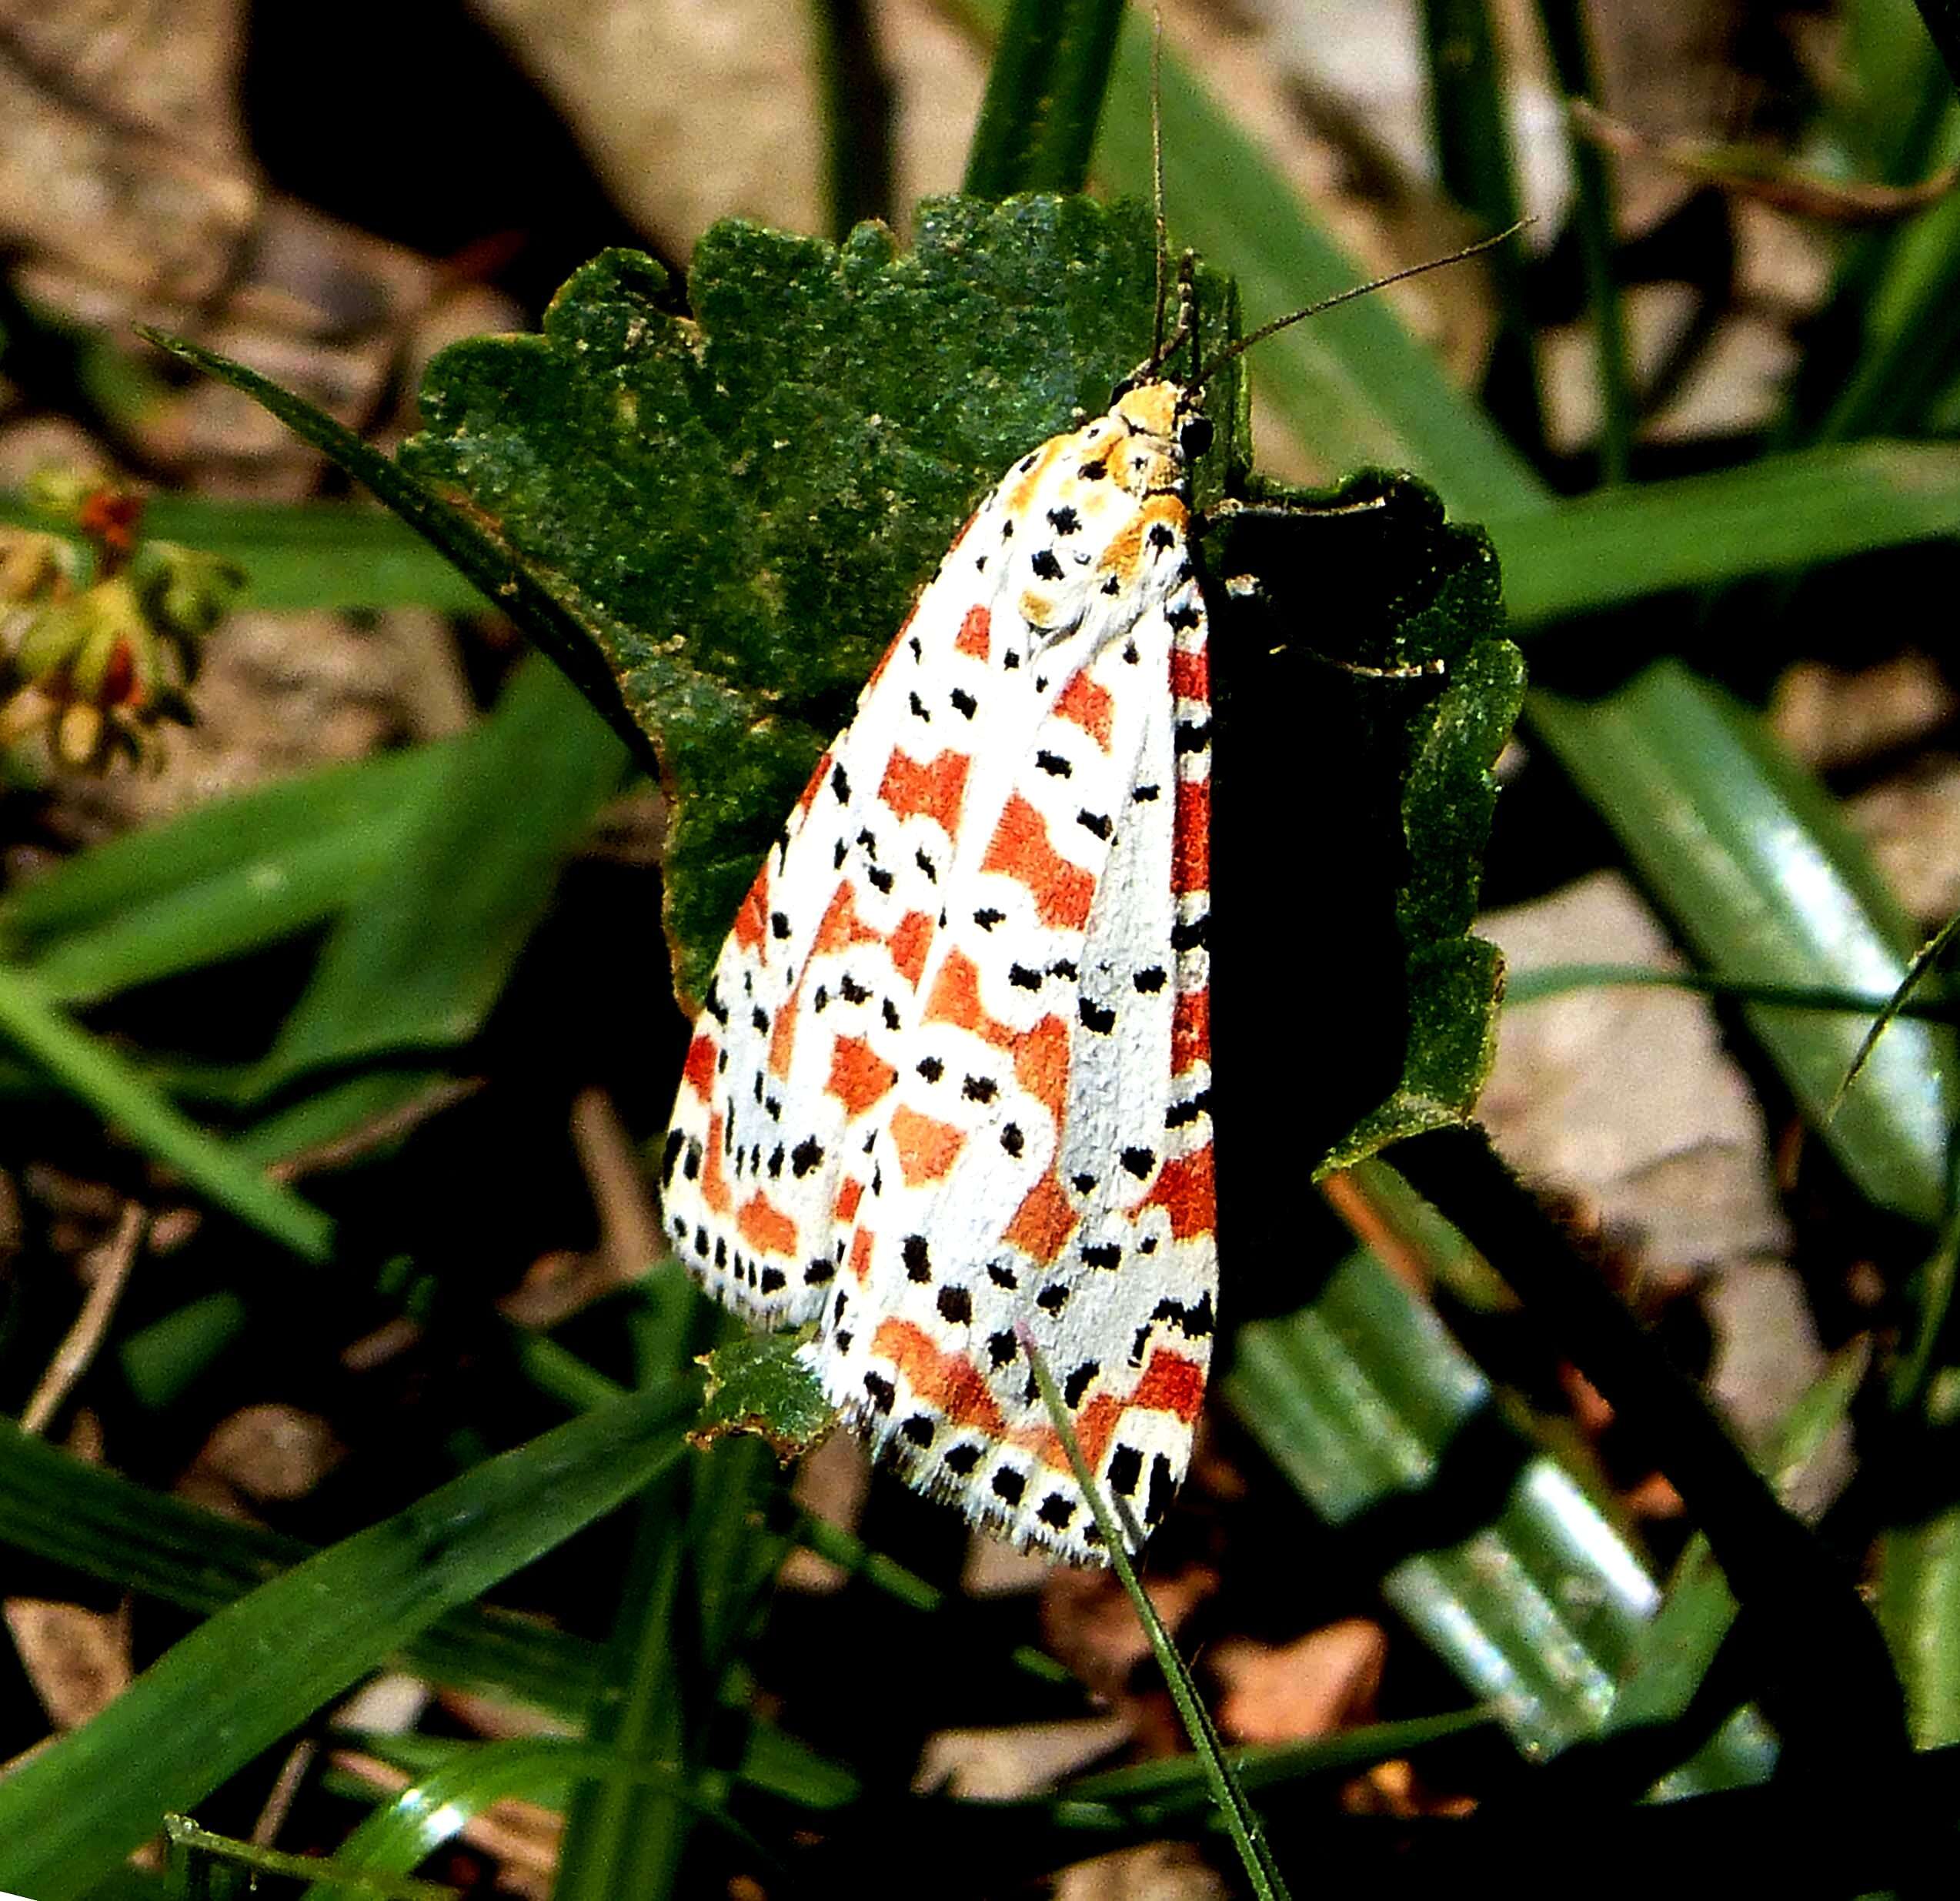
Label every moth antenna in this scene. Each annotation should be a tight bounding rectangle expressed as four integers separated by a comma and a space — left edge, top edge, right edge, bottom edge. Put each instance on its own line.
1196, 219, 1533, 387
1124, 250, 1197, 390
1150, 1, 1170, 361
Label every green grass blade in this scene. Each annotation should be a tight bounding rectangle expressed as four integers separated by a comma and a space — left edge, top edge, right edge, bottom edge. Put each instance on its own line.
962, 0, 1125, 195
255, 658, 626, 1087
1892, 1208, 1960, 1415
1535, 0, 1634, 479
1829, 905, 1960, 1119
5, 749, 449, 1007
556, 1285, 713, 1901
1878, 1478, 1960, 1746
0, 1415, 608, 1719
163, 1818, 454, 1901
1531, 663, 1955, 1224
304, 1739, 766, 1901
1023, 1332, 1291, 1901
809, 0, 896, 236
1491, 441, 1960, 626
0, 1379, 696, 1901
0, 961, 333, 1259
1507, 964, 1952, 1021
1419, 0, 1544, 447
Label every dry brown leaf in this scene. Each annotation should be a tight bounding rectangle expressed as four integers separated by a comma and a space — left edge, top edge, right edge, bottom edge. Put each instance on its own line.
1210, 1617, 1386, 1746
197, 1402, 344, 1502
4, 1597, 131, 1730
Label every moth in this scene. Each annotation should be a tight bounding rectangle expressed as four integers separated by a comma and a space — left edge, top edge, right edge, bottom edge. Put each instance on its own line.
659, 195, 1514, 1562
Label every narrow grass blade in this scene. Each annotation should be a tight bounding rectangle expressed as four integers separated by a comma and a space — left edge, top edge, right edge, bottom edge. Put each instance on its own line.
135, 328, 651, 767
1419, 0, 1545, 448
1829, 905, 1960, 1120
164, 1817, 454, 1901
1536, 0, 1634, 480
1507, 963, 1952, 1021
963, 0, 1125, 195
0, 1380, 695, 1900
0, 961, 333, 1260
1021, 1330, 1291, 1901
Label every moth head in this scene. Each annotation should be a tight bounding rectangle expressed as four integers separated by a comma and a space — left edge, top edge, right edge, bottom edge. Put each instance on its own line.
1110, 380, 1210, 494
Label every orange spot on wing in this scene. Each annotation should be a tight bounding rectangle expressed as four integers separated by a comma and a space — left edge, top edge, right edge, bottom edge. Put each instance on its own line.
849, 1228, 874, 1283
1173, 778, 1210, 895
981, 795, 1096, 932
813, 882, 883, 957
924, 951, 1010, 1047
873, 1318, 1005, 1434
682, 1034, 718, 1098
835, 1177, 863, 1222
700, 1111, 732, 1216
890, 1104, 967, 1185
1144, 1144, 1215, 1241
888, 909, 934, 988
1053, 671, 1114, 752
1169, 645, 1209, 703
767, 986, 801, 1079
826, 1035, 897, 1116
954, 605, 991, 660
1132, 1346, 1207, 1423
736, 1191, 797, 1257
1003, 1168, 1077, 1265
923, 955, 1069, 1104
1011, 1014, 1070, 1121
880, 748, 970, 835
730, 865, 771, 951
1172, 985, 1210, 1073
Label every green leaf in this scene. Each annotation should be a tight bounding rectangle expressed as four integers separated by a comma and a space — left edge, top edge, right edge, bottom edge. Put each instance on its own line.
1531, 662, 1955, 1224
397, 199, 1240, 1007
1, 747, 449, 1006
693, 1331, 836, 1459
1491, 441, 1960, 628
0, 1379, 696, 1901
1878, 1491, 1960, 1747
1207, 479, 1523, 1171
